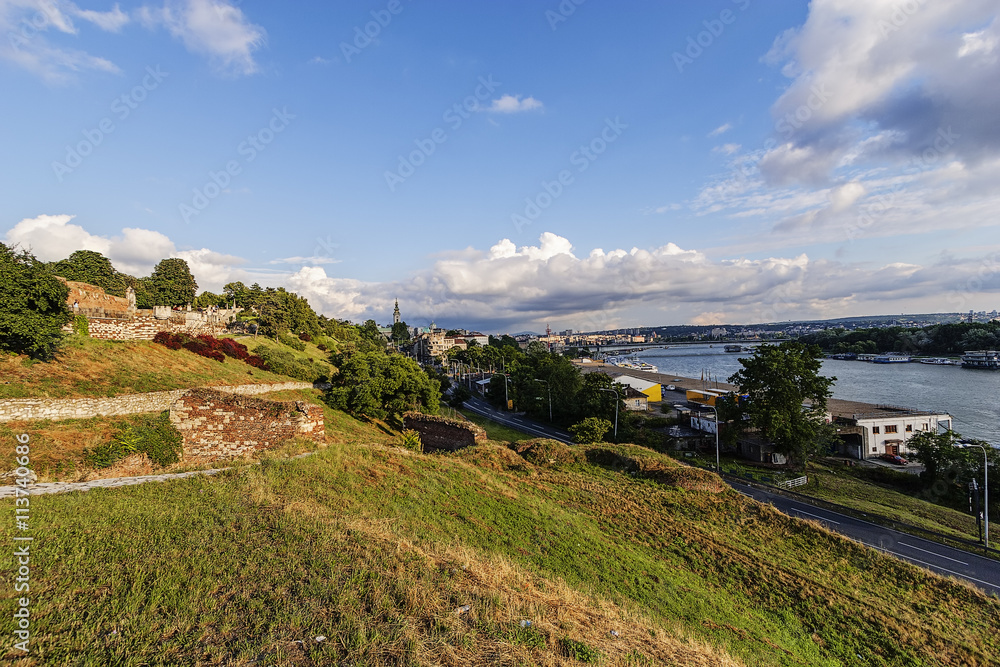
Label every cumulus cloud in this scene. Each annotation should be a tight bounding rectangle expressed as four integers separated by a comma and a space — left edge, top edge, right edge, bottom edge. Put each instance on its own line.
6, 217, 1000, 328
765, 0, 1000, 173
3, 214, 245, 287
485, 94, 543, 113
138, 0, 266, 75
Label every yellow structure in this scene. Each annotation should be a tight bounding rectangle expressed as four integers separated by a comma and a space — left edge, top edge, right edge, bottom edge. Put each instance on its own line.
616, 375, 662, 403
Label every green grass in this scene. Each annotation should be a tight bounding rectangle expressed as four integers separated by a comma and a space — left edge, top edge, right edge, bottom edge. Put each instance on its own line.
2, 435, 997, 665
0, 337, 306, 399
457, 408, 536, 443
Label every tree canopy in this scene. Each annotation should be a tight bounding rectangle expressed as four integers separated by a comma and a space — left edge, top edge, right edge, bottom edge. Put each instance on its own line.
48, 250, 127, 297
728, 342, 836, 468
325, 349, 441, 421
146, 258, 198, 307
0, 243, 72, 358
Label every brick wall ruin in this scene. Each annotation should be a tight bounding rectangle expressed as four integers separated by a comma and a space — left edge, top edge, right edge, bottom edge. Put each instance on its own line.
402, 412, 487, 452
169, 388, 325, 461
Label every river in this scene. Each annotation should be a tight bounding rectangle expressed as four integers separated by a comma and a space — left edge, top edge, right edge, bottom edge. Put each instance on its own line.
631, 344, 1000, 444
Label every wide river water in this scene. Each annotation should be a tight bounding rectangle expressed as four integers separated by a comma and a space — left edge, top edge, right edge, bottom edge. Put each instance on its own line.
631, 344, 1000, 444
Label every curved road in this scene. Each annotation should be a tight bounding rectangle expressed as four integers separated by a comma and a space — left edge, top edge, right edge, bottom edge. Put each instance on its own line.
462, 396, 1000, 596
731, 480, 1000, 596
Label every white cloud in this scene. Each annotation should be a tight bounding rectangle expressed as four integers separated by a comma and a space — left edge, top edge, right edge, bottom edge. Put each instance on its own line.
485, 94, 543, 113
708, 123, 732, 137
0, 0, 123, 82
712, 143, 742, 156
6, 217, 1000, 329
74, 4, 129, 32
138, 0, 266, 76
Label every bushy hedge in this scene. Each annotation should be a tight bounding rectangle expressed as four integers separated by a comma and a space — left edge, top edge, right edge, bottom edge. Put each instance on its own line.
86, 413, 183, 468
252, 344, 330, 382
277, 332, 306, 351
153, 332, 266, 368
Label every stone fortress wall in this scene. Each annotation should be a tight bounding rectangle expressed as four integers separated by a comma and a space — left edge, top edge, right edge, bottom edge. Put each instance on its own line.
169, 388, 325, 460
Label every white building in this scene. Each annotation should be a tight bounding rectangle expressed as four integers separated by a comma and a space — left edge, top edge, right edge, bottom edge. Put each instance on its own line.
828, 400, 952, 460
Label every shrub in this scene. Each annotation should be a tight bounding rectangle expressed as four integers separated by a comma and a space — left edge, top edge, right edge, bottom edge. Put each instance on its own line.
298, 332, 312, 342
277, 332, 306, 351
253, 344, 329, 382
400, 429, 422, 452
569, 417, 612, 444
85, 413, 183, 469
72, 315, 89, 337
449, 385, 471, 408
154, 332, 260, 366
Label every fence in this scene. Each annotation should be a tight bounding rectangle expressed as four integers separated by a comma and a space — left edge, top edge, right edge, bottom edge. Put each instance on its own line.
777, 476, 808, 489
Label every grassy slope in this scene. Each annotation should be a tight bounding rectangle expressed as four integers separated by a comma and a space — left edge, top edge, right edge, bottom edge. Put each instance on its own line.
0, 336, 311, 399
2, 437, 997, 666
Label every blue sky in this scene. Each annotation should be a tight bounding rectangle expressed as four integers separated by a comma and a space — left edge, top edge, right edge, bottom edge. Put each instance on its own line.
3, 0, 999, 332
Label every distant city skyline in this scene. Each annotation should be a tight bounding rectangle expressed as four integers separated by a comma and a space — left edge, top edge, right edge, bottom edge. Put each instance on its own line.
2, 1, 999, 331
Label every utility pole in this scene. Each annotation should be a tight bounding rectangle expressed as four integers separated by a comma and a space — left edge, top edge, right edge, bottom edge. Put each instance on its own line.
598, 388, 619, 441
535, 378, 552, 421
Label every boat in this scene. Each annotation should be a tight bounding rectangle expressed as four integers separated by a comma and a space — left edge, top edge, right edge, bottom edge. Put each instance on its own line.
918, 358, 959, 366
871, 353, 911, 364
607, 355, 659, 374
723, 344, 742, 352
961, 350, 1000, 369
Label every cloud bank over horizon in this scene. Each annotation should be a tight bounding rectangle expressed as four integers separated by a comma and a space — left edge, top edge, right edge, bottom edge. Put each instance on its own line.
7, 215, 998, 332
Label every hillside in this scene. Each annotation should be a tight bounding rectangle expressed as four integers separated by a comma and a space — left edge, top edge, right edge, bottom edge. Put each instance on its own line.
3, 435, 997, 665
0, 336, 332, 399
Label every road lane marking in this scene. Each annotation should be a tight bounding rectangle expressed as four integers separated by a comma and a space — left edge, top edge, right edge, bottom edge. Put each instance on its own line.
886, 552, 999, 591
898, 542, 969, 566
792, 508, 840, 525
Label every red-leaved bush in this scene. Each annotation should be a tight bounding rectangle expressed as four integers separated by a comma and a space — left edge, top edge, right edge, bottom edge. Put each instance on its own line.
153, 331, 264, 367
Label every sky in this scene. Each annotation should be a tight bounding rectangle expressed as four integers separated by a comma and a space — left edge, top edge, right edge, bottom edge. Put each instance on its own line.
2, 0, 999, 333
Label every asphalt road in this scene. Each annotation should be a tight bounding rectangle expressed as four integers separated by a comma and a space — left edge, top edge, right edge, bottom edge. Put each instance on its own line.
461, 396, 573, 444
731, 480, 1000, 596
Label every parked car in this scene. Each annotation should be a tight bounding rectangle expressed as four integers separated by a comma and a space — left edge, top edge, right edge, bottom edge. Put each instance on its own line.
880, 453, 908, 465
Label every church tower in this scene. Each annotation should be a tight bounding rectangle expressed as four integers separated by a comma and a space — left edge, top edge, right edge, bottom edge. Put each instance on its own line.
393, 299, 401, 325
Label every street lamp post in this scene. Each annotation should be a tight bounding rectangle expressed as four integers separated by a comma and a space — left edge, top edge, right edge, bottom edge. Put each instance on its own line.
535, 378, 552, 421
495, 372, 510, 410
703, 403, 721, 472
964, 443, 990, 550
598, 388, 619, 442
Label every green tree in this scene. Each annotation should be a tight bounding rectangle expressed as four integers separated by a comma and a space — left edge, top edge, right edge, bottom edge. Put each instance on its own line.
146, 258, 198, 307
390, 321, 410, 344
194, 291, 226, 308
569, 417, 612, 444
0, 243, 72, 358
48, 250, 126, 296
728, 342, 835, 469
325, 349, 441, 421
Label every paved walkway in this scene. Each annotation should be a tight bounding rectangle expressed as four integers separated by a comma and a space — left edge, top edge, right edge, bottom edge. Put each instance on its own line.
0, 452, 316, 499
0, 467, 232, 498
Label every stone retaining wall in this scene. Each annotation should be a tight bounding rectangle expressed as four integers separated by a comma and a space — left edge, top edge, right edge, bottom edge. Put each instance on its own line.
402, 412, 487, 452
0, 382, 315, 422
170, 388, 325, 460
